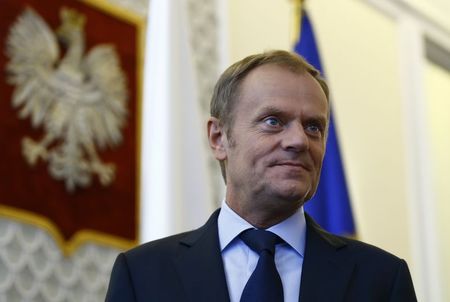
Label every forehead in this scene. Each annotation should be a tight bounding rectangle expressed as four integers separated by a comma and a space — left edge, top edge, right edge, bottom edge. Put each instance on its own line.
235, 64, 328, 117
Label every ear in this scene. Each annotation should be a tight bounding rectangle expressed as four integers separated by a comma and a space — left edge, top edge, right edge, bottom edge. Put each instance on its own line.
207, 117, 227, 161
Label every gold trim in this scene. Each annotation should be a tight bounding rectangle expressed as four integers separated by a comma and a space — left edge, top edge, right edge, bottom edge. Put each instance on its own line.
135, 9, 145, 244
79, 0, 144, 25
0, 205, 136, 256
0, 0, 146, 256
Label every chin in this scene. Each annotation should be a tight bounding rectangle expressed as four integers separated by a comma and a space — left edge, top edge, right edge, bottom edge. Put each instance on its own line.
273, 186, 310, 204
277, 188, 308, 202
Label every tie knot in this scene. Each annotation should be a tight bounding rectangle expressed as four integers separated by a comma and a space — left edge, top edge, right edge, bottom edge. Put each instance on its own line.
239, 229, 282, 255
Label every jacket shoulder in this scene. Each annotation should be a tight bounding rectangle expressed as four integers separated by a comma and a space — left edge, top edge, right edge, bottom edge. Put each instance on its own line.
343, 234, 400, 256
304, 212, 412, 281
303, 215, 416, 301
131, 231, 190, 252
124, 209, 221, 269
106, 210, 222, 302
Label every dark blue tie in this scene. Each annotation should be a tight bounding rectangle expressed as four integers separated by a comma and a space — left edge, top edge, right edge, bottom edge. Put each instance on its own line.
239, 229, 284, 302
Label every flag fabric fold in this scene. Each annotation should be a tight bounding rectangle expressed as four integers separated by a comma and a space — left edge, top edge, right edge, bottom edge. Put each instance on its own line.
295, 10, 356, 235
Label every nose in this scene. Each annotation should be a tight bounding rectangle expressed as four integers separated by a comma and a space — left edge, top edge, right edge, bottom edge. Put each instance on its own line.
280, 122, 309, 152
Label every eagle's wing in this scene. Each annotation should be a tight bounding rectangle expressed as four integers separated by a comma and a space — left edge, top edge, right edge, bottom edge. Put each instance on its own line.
79, 45, 128, 149
5, 8, 60, 127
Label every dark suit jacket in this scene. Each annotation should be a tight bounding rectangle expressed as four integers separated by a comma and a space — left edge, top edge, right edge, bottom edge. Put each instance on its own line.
105, 209, 417, 301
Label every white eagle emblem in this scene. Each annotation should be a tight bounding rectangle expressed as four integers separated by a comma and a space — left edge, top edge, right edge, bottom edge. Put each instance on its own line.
5, 8, 128, 192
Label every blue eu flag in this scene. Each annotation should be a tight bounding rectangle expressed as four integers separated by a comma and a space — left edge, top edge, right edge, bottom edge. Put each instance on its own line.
294, 10, 356, 235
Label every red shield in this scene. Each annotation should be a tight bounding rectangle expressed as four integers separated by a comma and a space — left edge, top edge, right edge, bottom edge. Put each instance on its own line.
0, 0, 143, 253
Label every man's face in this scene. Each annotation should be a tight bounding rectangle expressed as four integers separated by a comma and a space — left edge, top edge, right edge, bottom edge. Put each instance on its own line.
221, 64, 328, 212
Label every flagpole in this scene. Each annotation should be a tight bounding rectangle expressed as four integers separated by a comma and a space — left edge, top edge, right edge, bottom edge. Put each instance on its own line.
291, 0, 304, 47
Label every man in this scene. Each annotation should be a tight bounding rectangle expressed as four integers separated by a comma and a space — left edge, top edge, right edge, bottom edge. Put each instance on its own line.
106, 50, 417, 301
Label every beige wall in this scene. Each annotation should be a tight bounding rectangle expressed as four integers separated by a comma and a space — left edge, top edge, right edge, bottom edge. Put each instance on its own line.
228, 0, 292, 60
307, 0, 411, 261
425, 61, 450, 299
228, 0, 411, 259
226, 1, 450, 299
227, 1, 450, 299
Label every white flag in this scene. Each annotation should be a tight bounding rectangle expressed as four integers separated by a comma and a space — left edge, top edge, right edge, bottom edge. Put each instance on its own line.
140, 0, 215, 242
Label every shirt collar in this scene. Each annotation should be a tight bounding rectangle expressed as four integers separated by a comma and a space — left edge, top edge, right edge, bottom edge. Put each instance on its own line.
218, 200, 306, 257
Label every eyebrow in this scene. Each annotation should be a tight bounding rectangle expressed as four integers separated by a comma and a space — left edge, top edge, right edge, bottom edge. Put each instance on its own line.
254, 106, 286, 119
255, 105, 327, 124
306, 116, 328, 129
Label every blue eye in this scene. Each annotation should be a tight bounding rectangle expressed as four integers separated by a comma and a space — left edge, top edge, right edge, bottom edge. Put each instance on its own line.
264, 117, 281, 127
305, 123, 323, 136
306, 125, 320, 132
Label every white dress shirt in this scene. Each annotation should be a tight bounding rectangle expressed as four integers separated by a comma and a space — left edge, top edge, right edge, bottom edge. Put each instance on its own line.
218, 200, 306, 302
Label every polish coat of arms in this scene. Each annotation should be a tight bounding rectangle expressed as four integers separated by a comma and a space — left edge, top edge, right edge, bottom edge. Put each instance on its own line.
5, 8, 128, 192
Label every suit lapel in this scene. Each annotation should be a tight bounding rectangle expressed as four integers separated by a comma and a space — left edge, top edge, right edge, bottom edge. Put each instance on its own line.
299, 214, 355, 302
173, 209, 230, 302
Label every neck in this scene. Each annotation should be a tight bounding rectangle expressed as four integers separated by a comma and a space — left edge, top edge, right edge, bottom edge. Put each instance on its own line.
60, 31, 85, 68
225, 190, 301, 229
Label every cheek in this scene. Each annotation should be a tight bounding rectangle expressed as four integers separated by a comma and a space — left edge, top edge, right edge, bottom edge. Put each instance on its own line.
232, 133, 279, 171
234, 148, 267, 179
310, 145, 325, 170
247, 142, 272, 167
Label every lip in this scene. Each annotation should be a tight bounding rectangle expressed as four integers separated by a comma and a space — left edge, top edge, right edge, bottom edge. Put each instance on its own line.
272, 161, 311, 171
